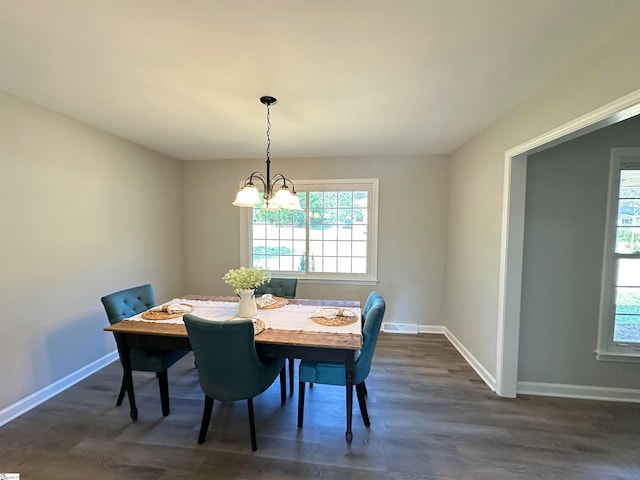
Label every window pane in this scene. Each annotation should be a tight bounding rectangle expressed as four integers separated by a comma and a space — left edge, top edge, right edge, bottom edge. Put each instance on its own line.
309, 240, 322, 256
353, 241, 367, 257
322, 256, 337, 272
614, 287, 640, 343
616, 170, 640, 253
337, 257, 352, 273
615, 227, 640, 253
352, 257, 367, 273
323, 227, 337, 241
617, 258, 640, 286
614, 257, 640, 343
619, 170, 640, 198
337, 241, 351, 256
338, 227, 352, 240
279, 256, 294, 271
323, 241, 337, 256
616, 199, 640, 225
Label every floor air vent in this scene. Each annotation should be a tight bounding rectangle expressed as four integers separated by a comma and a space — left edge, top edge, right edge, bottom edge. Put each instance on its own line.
382, 323, 419, 334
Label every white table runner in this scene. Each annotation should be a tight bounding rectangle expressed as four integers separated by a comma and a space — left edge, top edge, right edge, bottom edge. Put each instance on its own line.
125, 298, 362, 335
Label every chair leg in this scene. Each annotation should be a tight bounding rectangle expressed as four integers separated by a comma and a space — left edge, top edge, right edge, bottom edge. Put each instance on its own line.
279, 366, 286, 404
198, 396, 214, 444
288, 358, 295, 396
247, 398, 257, 451
356, 382, 370, 427
362, 380, 367, 397
116, 376, 127, 406
157, 371, 170, 416
297, 381, 305, 428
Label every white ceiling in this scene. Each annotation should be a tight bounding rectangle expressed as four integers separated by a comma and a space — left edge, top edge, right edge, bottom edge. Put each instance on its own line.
1, 1, 640, 161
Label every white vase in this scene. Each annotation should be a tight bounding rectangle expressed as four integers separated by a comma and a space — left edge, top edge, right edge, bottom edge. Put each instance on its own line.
237, 289, 257, 318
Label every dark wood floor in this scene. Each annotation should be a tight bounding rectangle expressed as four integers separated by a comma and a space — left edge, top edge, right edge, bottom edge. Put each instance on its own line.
1, 333, 639, 479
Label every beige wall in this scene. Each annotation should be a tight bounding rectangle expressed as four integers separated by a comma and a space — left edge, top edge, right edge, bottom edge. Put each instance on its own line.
446, 21, 640, 381
182, 155, 449, 328
0, 92, 185, 411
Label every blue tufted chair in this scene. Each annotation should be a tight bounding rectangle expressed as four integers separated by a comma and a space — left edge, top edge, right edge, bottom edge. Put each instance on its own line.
255, 277, 298, 299
101, 284, 188, 416
183, 314, 283, 451
297, 292, 386, 430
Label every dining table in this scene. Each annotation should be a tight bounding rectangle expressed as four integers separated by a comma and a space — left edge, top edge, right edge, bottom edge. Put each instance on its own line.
104, 295, 363, 442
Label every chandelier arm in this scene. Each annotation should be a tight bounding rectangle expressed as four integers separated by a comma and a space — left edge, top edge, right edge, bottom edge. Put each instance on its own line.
244, 171, 267, 188
271, 174, 299, 194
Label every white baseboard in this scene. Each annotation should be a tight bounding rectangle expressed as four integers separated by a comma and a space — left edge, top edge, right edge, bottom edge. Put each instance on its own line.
442, 327, 498, 392
388, 328, 639, 403
0, 351, 119, 428
517, 381, 640, 403
382, 325, 497, 392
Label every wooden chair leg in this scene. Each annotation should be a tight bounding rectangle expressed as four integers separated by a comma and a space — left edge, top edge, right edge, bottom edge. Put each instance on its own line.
297, 381, 305, 428
157, 371, 170, 416
247, 398, 257, 451
288, 358, 295, 396
198, 396, 214, 444
116, 376, 127, 406
356, 382, 370, 427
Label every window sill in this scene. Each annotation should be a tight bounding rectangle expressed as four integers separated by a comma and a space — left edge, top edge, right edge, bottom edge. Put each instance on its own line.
298, 277, 378, 286
595, 350, 640, 364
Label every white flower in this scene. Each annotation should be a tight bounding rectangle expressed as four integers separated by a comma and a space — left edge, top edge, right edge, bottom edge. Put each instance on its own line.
222, 267, 271, 292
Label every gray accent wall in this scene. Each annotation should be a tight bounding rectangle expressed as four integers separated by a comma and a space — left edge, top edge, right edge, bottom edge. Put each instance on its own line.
519, 114, 640, 387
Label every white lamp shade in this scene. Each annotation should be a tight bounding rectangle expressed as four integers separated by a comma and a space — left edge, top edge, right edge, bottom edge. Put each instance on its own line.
285, 193, 302, 210
232, 185, 261, 207
272, 187, 292, 206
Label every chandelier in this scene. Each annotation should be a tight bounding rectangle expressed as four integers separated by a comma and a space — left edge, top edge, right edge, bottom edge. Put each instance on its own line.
232, 96, 301, 210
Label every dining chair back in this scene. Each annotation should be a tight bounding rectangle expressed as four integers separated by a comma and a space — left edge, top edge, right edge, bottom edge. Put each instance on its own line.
361, 290, 378, 322
183, 314, 284, 451
256, 277, 298, 396
255, 277, 298, 298
297, 292, 386, 429
101, 284, 188, 416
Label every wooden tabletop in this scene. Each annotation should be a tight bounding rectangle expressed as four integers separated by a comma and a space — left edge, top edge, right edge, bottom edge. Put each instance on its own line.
104, 296, 362, 350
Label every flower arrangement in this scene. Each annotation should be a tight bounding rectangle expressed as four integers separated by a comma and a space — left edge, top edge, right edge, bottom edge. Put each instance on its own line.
222, 266, 270, 292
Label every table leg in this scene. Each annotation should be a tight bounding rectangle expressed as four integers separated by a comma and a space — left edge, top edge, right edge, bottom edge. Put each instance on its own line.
114, 333, 138, 421
345, 352, 355, 443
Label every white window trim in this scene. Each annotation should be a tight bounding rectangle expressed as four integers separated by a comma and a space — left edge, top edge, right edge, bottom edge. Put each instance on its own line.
239, 178, 379, 285
596, 147, 640, 363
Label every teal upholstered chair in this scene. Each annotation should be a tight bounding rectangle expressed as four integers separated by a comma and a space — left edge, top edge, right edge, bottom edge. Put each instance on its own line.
183, 314, 284, 451
256, 277, 298, 395
255, 277, 298, 299
297, 292, 386, 429
358, 290, 379, 396
101, 284, 188, 416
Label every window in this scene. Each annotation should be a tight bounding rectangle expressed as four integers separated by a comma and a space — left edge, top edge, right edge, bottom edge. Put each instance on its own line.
597, 147, 640, 362
239, 178, 378, 284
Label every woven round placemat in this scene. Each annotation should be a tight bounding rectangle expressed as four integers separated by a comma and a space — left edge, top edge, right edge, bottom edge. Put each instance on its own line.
258, 296, 289, 309
252, 318, 265, 335
141, 304, 194, 320
310, 308, 358, 326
